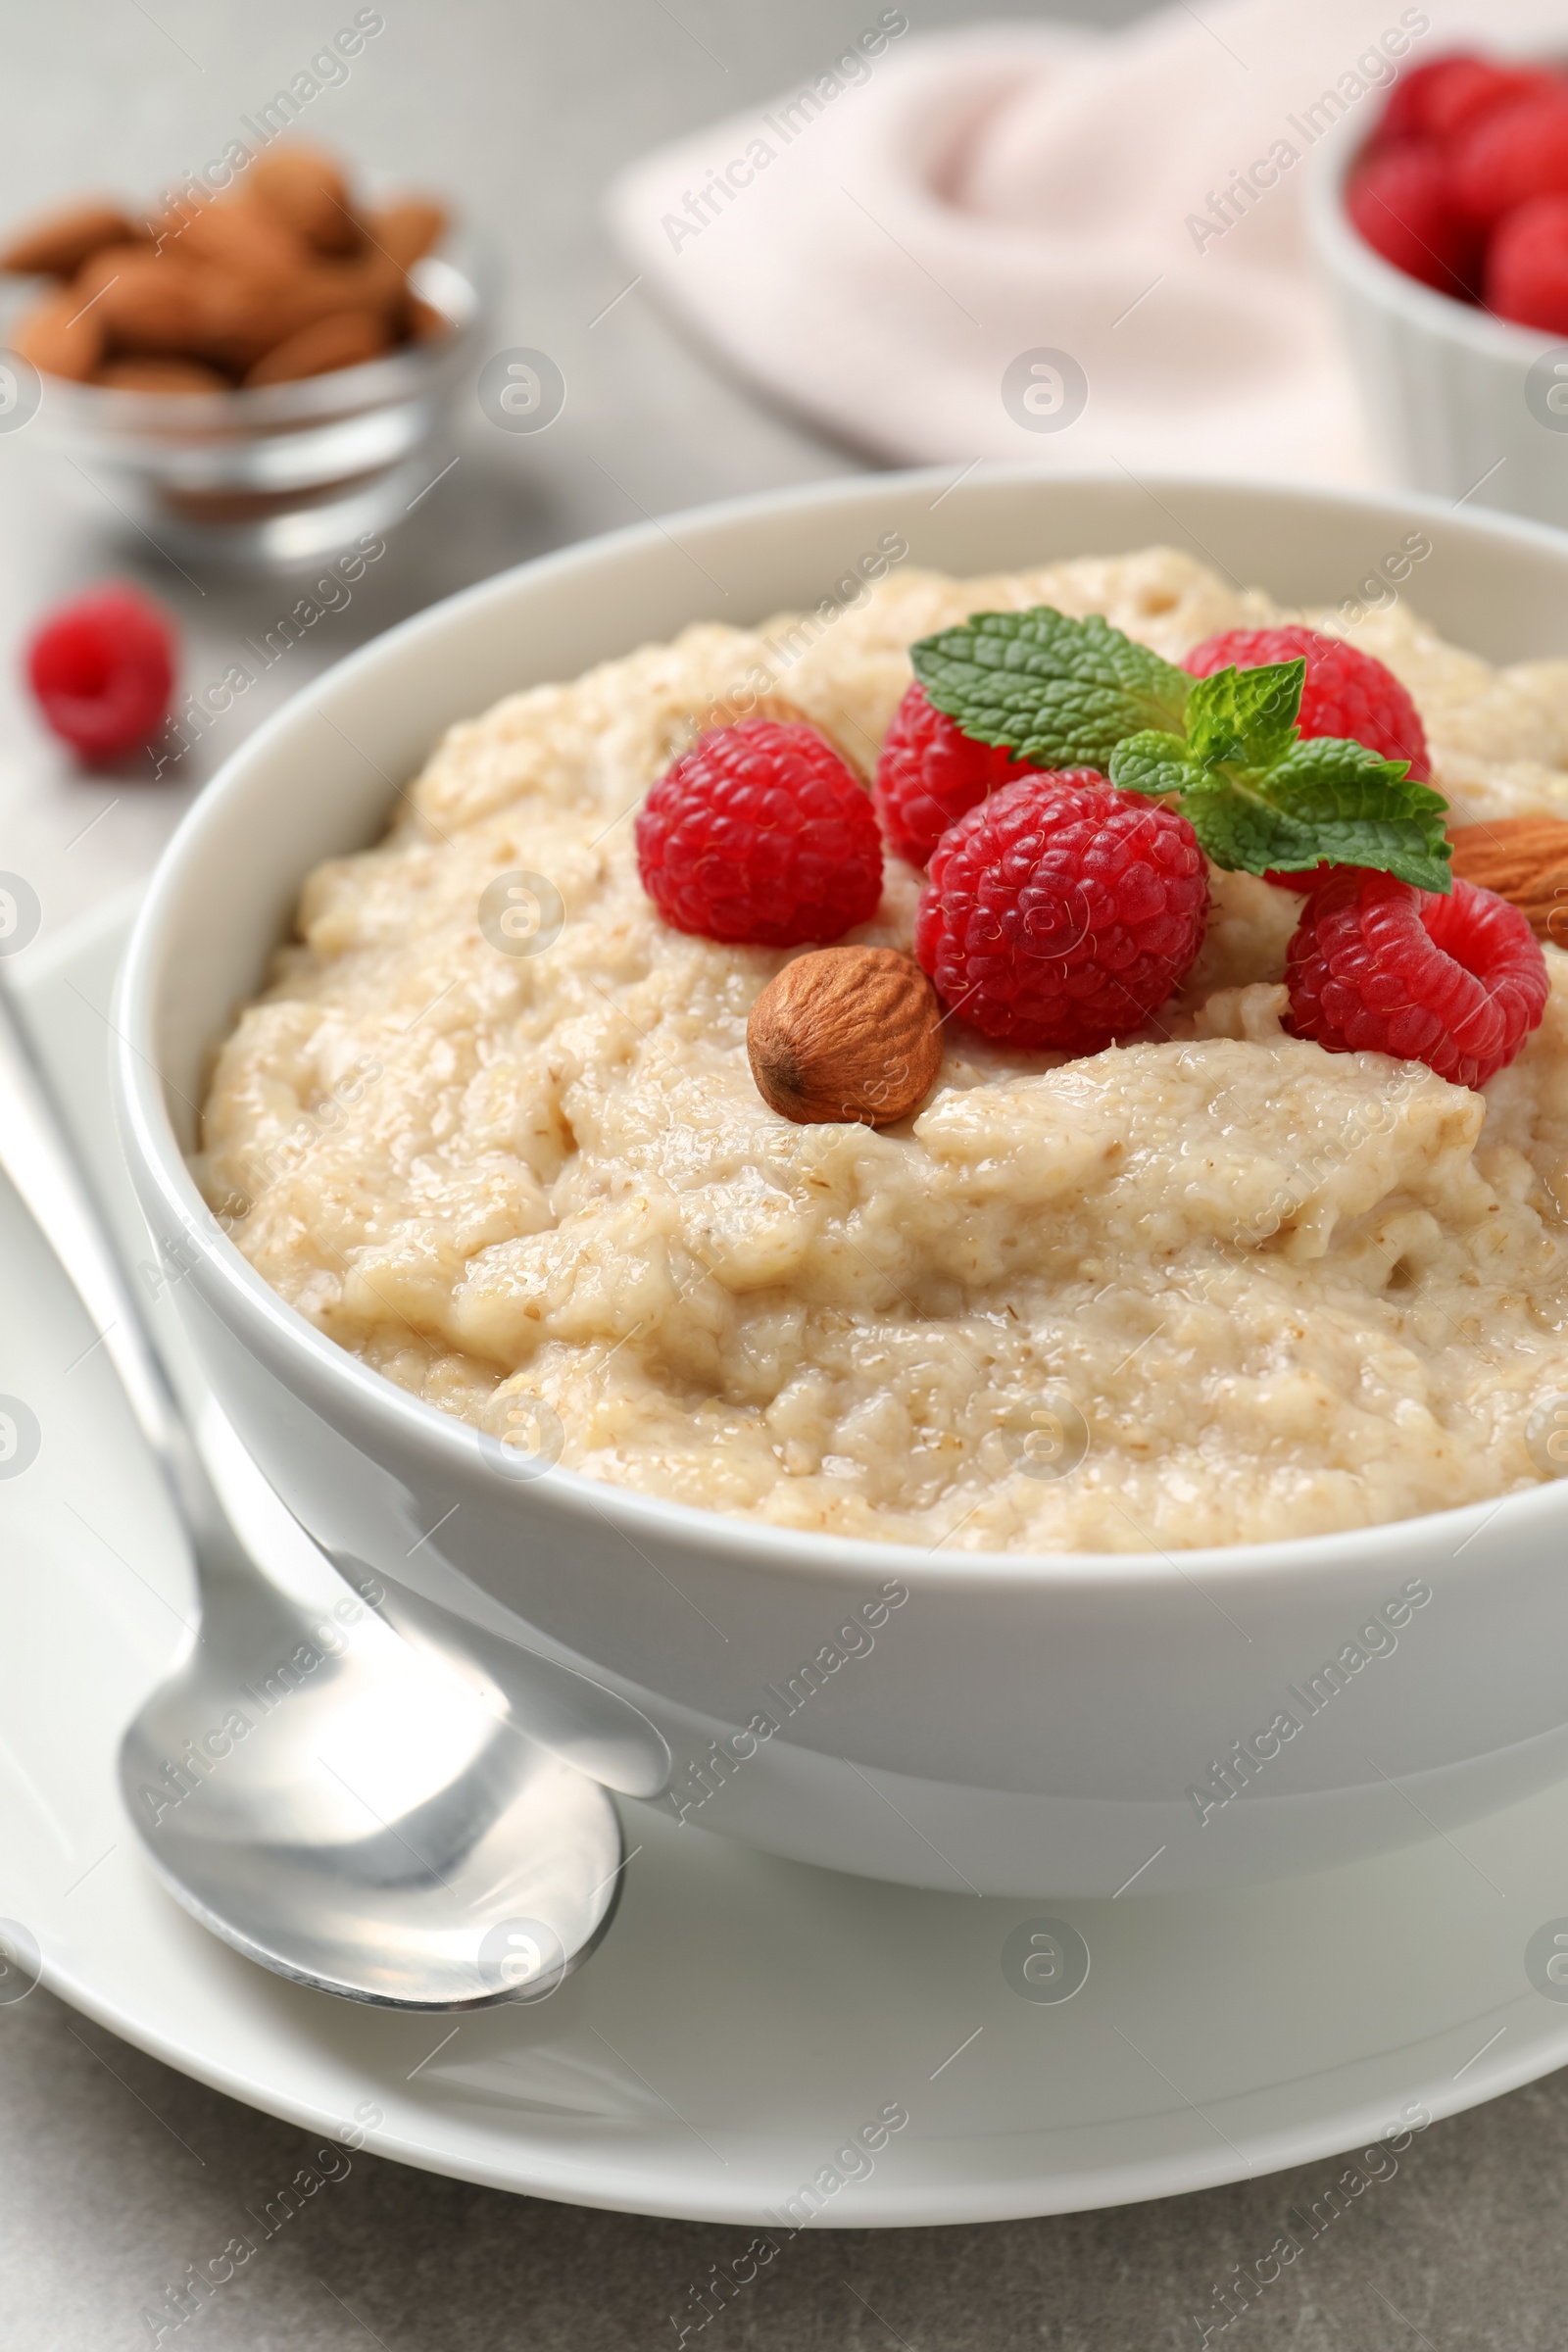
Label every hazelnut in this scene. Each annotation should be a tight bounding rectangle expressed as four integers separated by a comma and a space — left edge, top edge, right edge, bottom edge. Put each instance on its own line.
747, 946, 943, 1127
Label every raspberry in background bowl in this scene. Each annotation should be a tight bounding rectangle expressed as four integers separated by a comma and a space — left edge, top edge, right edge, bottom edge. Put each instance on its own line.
1308, 49, 1568, 529
1344, 53, 1568, 325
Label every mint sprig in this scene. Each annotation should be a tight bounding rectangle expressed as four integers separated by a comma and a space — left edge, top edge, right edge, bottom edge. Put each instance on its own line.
908, 608, 1193, 769
909, 609, 1452, 894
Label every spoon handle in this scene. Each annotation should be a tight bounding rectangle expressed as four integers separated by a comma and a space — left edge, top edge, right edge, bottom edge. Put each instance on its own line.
0, 975, 217, 1539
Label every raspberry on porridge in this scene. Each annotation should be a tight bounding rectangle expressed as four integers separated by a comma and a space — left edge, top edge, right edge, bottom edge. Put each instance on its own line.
194, 548, 1568, 1554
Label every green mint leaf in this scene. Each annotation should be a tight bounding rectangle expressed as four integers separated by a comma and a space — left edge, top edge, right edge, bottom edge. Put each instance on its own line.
904, 602, 1454, 893
908, 607, 1192, 768
1184, 660, 1304, 774
1180, 737, 1452, 892
1250, 736, 1453, 891
1107, 730, 1196, 802
1180, 790, 1324, 877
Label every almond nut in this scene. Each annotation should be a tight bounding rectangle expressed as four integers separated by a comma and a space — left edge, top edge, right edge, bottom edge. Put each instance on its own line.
408, 294, 454, 343
747, 946, 943, 1127
193, 266, 376, 368
245, 145, 359, 253
1, 200, 141, 277
85, 251, 215, 354
164, 197, 310, 283
244, 309, 391, 386
368, 198, 448, 270
11, 287, 103, 379
96, 355, 229, 394
2, 149, 451, 390
1447, 816, 1568, 942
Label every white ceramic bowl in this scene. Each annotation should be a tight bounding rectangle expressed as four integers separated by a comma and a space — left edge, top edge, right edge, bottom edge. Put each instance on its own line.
1307, 109, 1568, 524
113, 466, 1568, 1898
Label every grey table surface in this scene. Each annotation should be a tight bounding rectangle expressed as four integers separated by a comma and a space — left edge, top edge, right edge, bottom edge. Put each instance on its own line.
3, 1, 1565, 2345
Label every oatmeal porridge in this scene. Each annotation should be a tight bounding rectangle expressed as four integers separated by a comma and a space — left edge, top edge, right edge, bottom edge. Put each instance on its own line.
194, 548, 1568, 1551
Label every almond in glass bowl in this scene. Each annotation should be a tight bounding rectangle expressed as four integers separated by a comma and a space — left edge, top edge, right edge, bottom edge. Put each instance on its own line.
0, 145, 491, 570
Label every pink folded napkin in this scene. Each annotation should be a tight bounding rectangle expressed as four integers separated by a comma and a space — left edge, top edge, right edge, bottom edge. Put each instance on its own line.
608, 0, 1564, 480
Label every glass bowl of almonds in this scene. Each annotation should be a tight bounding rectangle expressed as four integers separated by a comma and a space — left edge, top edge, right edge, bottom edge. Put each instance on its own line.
0, 143, 490, 569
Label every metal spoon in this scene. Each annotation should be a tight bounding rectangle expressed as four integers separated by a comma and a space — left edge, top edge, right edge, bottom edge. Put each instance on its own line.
0, 978, 649, 2008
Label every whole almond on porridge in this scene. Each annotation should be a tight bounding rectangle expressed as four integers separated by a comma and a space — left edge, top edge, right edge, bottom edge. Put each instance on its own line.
1447, 816, 1568, 941
748, 946, 943, 1126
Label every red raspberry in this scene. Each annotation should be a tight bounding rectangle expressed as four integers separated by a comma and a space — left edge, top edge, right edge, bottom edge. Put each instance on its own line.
1183, 625, 1432, 779
1377, 54, 1552, 147
1487, 193, 1568, 331
873, 682, 1041, 867
636, 718, 882, 947
1346, 140, 1482, 296
25, 584, 175, 761
1453, 85, 1568, 230
914, 772, 1208, 1054
1286, 869, 1546, 1090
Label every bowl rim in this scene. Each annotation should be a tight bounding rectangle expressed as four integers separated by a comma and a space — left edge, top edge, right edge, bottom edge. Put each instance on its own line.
113, 459, 1568, 1597
1304, 100, 1568, 363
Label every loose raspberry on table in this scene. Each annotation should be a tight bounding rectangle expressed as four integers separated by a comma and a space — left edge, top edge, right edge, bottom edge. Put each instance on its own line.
635, 717, 883, 947
1345, 140, 1481, 297
913, 772, 1208, 1054
1183, 623, 1433, 892
25, 584, 176, 761
1286, 868, 1547, 1091
1453, 85, 1568, 229
1376, 53, 1552, 147
873, 682, 1042, 867
1487, 193, 1568, 333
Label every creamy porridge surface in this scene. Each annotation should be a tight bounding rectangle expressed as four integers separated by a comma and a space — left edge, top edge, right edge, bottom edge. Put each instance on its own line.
195, 548, 1568, 1551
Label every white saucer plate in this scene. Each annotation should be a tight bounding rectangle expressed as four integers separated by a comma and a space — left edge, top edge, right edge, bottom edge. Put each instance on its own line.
3, 897, 1568, 2227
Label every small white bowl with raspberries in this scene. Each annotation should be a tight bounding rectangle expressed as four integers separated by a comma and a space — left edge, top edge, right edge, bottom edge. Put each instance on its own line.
1308, 45, 1568, 525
